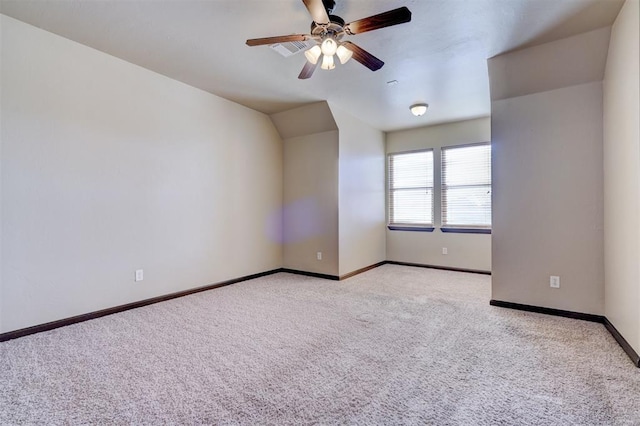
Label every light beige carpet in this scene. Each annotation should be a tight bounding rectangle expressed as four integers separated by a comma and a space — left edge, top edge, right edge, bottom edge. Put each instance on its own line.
1, 265, 639, 425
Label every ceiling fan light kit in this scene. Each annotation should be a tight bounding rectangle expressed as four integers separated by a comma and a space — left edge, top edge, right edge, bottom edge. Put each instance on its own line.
335, 45, 353, 64
410, 103, 428, 117
246, 0, 412, 79
321, 54, 336, 70
320, 38, 338, 56
304, 45, 322, 64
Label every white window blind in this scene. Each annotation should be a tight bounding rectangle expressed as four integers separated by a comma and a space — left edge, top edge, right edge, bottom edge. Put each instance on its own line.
388, 150, 434, 227
441, 143, 491, 229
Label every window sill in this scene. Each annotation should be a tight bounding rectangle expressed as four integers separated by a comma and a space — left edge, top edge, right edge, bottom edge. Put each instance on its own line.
441, 228, 491, 234
388, 226, 435, 232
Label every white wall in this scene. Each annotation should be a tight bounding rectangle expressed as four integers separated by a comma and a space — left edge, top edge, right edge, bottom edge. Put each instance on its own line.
273, 103, 340, 276
1, 15, 283, 333
603, 0, 640, 353
330, 104, 386, 276
282, 130, 339, 276
385, 118, 492, 272
276, 102, 386, 278
491, 82, 604, 315
489, 26, 610, 316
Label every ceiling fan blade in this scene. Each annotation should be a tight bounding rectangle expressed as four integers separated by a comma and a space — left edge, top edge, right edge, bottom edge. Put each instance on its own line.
298, 60, 318, 79
344, 7, 412, 35
302, 0, 330, 24
342, 41, 384, 71
246, 34, 310, 47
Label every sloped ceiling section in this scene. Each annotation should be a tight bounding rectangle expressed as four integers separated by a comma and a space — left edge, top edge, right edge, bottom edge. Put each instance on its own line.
488, 27, 612, 101
270, 102, 337, 140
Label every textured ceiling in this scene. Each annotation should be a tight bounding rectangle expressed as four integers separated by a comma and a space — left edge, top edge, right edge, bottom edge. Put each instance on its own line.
0, 0, 624, 131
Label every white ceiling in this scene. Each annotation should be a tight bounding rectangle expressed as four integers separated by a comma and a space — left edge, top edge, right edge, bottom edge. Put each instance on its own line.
0, 0, 624, 131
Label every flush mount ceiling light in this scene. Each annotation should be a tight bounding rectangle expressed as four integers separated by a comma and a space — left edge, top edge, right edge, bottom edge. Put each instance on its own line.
410, 103, 428, 116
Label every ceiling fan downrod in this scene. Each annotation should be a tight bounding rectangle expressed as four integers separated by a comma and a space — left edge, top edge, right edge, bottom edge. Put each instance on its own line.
322, 0, 336, 15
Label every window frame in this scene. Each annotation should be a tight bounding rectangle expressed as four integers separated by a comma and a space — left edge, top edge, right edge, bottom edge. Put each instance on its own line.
440, 142, 492, 234
387, 149, 435, 232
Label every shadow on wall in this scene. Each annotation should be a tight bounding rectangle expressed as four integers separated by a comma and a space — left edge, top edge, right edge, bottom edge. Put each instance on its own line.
269, 198, 326, 244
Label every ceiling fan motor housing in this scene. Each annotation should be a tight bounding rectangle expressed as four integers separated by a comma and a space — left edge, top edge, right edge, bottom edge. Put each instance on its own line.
310, 15, 346, 38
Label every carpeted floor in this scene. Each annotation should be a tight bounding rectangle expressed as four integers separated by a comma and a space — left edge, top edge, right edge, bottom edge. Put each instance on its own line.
1, 264, 639, 425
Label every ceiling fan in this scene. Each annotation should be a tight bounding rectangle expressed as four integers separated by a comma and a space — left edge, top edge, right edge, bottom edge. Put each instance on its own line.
246, 0, 412, 79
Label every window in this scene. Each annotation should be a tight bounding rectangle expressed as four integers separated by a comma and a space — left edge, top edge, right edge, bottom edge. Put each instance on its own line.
388, 150, 434, 230
441, 143, 491, 231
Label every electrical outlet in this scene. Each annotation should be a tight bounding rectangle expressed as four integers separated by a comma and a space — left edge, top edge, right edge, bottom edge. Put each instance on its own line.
317, 252, 322, 261
442, 248, 448, 255
135, 269, 144, 282
550, 276, 560, 288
